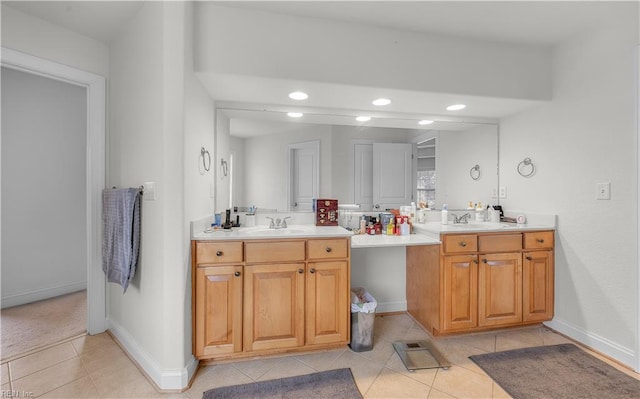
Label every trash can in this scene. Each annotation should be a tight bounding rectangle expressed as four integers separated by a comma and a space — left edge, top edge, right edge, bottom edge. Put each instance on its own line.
349, 287, 377, 352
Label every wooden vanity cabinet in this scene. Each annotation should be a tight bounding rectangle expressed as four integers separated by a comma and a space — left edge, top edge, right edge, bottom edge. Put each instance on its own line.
192, 237, 350, 361
193, 241, 244, 358
413, 230, 554, 336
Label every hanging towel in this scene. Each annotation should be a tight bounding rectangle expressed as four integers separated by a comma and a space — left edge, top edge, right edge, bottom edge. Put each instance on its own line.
102, 188, 141, 292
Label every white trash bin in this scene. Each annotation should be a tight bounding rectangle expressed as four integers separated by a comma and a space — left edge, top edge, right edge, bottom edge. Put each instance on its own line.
350, 287, 377, 352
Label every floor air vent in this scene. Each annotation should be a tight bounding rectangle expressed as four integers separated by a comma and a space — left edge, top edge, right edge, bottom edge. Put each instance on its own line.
392, 340, 451, 371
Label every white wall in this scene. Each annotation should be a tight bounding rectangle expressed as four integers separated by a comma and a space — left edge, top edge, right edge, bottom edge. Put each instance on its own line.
243, 124, 332, 211
436, 125, 499, 210
500, 4, 639, 368
1, 67, 87, 307
1, 5, 109, 77
195, 3, 551, 102
108, 1, 193, 388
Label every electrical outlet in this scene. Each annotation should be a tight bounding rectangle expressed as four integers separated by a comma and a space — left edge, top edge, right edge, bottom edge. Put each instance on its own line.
143, 182, 156, 201
596, 182, 611, 200
499, 186, 507, 199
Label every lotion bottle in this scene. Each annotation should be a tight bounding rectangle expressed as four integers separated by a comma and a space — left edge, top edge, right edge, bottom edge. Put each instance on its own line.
441, 204, 449, 225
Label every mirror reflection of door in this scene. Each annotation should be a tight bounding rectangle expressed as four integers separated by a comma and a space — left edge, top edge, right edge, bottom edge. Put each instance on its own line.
288, 140, 319, 211
372, 143, 414, 210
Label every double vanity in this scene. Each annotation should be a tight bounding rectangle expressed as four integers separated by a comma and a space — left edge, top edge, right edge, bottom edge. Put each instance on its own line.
191, 215, 555, 362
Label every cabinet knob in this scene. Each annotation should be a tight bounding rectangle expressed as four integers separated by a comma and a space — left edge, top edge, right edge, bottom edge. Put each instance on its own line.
536, 238, 545, 243
310, 268, 316, 274
298, 268, 304, 274
325, 247, 332, 253
216, 251, 223, 256
459, 242, 467, 247
482, 258, 488, 263
473, 259, 479, 264
526, 256, 533, 261
374, 204, 380, 209
234, 271, 241, 277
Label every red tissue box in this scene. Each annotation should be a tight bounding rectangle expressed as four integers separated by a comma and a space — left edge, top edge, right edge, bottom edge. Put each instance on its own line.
315, 199, 338, 226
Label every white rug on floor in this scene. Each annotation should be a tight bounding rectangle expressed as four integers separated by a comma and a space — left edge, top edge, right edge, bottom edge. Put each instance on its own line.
1, 290, 86, 360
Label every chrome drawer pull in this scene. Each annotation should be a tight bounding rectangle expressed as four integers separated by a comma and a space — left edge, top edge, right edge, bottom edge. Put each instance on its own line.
526, 256, 533, 261
234, 271, 241, 277
459, 242, 467, 247
298, 268, 304, 274
310, 268, 316, 274
216, 251, 223, 256
536, 238, 544, 243
325, 247, 332, 253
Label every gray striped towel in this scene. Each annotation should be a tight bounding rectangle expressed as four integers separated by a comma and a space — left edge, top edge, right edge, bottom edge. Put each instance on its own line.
102, 188, 141, 292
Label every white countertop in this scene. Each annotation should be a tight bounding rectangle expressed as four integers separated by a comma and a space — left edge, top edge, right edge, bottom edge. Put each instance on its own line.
191, 224, 352, 241
350, 233, 439, 248
413, 220, 556, 235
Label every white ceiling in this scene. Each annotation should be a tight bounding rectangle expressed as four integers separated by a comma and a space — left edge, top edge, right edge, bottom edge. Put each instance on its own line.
5, 1, 627, 136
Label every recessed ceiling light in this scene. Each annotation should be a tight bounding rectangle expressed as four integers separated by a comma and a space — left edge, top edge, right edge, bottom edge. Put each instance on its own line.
372, 98, 391, 106
288, 91, 308, 100
446, 104, 466, 111
287, 112, 303, 118
356, 116, 371, 122
418, 120, 434, 125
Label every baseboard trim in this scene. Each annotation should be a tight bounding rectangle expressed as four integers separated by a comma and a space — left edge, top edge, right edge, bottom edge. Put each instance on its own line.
545, 317, 637, 371
1, 282, 87, 309
107, 318, 198, 390
375, 301, 407, 313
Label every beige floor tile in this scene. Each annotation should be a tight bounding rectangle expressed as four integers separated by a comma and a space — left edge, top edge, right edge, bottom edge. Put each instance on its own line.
364, 367, 430, 398
2, 382, 11, 393
331, 350, 386, 394
1, 362, 9, 384
427, 386, 457, 398
384, 351, 438, 386
90, 359, 159, 398
295, 348, 346, 371
80, 339, 130, 374
442, 341, 491, 375
229, 356, 284, 380
187, 363, 253, 398
539, 327, 573, 346
9, 342, 77, 380
402, 325, 431, 342
40, 375, 101, 398
495, 328, 544, 351
431, 365, 494, 399
71, 332, 114, 355
12, 357, 87, 397
255, 356, 318, 381
355, 337, 397, 364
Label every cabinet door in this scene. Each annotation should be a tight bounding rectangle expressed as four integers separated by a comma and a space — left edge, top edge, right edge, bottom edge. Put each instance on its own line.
354, 143, 373, 211
306, 261, 349, 346
443, 255, 478, 331
194, 265, 243, 357
243, 263, 305, 352
523, 250, 554, 322
478, 253, 522, 327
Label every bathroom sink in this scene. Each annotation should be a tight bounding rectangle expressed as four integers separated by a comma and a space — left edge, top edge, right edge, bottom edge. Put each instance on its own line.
243, 228, 306, 235
446, 223, 508, 230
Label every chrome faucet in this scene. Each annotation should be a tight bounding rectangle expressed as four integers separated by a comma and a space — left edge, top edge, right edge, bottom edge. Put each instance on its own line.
453, 213, 471, 224
266, 216, 292, 229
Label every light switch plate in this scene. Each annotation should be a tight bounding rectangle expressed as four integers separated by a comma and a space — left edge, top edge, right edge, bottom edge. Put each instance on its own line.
499, 186, 507, 199
491, 188, 498, 198
143, 181, 156, 201
596, 182, 611, 200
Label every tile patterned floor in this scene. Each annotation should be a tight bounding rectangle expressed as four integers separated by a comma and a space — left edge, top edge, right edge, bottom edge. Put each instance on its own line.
1, 313, 638, 398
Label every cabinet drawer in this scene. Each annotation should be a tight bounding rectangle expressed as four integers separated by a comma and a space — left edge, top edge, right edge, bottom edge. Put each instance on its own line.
524, 231, 554, 250
196, 241, 243, 265
307, 238, 348, 260
245, 240, 306, 263
442, 234, 478, 253
479, 234, 522, 253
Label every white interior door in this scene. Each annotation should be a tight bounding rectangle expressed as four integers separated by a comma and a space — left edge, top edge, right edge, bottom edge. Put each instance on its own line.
353, 143, 373, 211
289, 141, 319, 211
373, 143, 414, 210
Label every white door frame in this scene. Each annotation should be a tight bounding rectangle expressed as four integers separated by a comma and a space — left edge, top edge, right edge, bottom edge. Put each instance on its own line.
1, 47, 107, 334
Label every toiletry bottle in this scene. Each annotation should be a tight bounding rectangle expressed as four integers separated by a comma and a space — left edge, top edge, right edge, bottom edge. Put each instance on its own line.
475, 202, 485, 222
441, 204, 449, 225
359, 215, 366, 235
386, 217, 395, 235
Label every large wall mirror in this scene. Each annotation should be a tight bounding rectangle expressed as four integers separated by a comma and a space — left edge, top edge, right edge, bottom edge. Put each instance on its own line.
217, 105, 498, 212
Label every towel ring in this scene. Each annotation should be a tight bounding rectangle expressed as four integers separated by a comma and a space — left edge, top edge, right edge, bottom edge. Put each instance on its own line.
201, 147, 211, 172
220, 159, 228, 177
469, 164, 481, 181
517, 157, 536, 177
